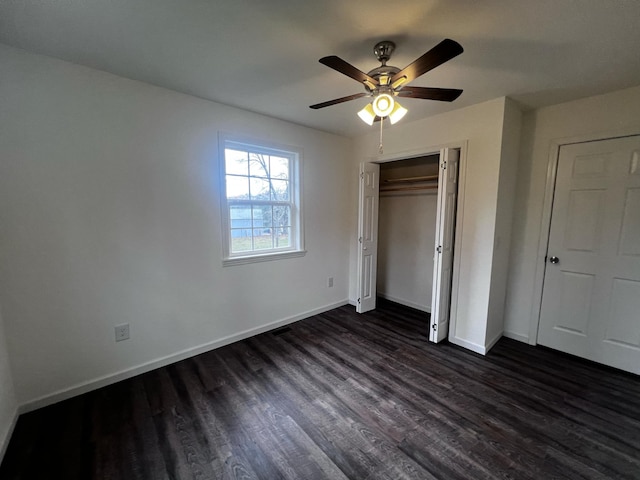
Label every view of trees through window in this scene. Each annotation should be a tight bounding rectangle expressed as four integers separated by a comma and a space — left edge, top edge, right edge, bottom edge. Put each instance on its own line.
225, 147, 292, 254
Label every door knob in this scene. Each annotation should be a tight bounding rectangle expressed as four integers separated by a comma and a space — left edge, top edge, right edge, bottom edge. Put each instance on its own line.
549, 256, 559, 264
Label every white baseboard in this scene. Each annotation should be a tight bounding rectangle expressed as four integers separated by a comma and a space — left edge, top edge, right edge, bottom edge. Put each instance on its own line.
485, 331, 503, 353
377, 293, 431, 313
0, 407, 19, 463
20, 299, 349, 413
450, 331, 504, 355
503, 330, 529, 344
448, 337, 483, 355
449, 335, 487, 355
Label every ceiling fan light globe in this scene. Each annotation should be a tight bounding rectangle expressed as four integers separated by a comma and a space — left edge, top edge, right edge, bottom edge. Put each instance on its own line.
357, 104, 376, 125
372, 94, 394, 117
389, 101, 408, 124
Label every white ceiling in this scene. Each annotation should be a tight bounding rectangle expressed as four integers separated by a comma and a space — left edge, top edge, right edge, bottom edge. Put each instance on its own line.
1, 0, 640, 137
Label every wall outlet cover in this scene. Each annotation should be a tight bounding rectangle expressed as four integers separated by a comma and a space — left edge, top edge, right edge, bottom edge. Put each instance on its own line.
115, 323, 130, 342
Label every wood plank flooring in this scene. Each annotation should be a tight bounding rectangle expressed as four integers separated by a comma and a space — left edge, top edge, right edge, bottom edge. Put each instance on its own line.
2, 299, 640, 479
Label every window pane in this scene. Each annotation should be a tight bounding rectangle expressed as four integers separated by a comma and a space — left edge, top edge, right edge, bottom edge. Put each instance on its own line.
230, 229, 253, 253
273, 205, 290, 230
270, 179, 289, 201
253, 229, 273, 250
253, 205, 272, 228
230, 205, 253, 229
275, 226, 290, 248
270, 157, 289, 180
250, 177, 270, 200
226, 176, 249, 199
265, 205, 275, 229
249, 153, 270, 178
225, 149, 249, 176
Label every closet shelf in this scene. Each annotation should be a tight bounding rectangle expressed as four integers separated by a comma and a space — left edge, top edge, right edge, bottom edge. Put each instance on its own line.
380, 184, 438, 193
383, 174, 439, 184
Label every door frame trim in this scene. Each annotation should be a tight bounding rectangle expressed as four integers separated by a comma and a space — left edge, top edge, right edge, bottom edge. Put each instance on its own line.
528, 129, 640, 345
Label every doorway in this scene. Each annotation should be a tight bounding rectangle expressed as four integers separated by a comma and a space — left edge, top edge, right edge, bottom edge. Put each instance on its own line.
537, 135, 640, 374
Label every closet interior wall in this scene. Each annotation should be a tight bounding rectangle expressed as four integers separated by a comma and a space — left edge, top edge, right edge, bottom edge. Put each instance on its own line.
377, 155, 440, 312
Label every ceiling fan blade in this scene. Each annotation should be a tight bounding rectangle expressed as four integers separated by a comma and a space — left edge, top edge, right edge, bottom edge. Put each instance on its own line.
309, 92, 368, 109
390, 39, 463, 87
319, 56, 379, 89
396, 86, 463, 102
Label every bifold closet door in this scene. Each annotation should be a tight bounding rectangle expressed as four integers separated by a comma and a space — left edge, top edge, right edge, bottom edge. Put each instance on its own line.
356, 162, 379, 313
430, 148, 459, 342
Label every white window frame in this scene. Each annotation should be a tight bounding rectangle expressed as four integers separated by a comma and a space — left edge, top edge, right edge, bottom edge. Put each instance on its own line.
219, 133, 305, 266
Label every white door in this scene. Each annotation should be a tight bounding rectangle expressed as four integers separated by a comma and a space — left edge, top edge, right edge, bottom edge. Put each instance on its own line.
430, 149, 459, 342
357, 162, 380, 313
538, 135, 640, 374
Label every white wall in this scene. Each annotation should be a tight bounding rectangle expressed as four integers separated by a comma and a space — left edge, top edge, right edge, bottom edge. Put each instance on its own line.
0, 44, 353, 407
485, 98, 522, 346
504, 85, 640, 342
351, 98, 513, 353
377, 192, 438, 311
0, 306, 18, 461
505, 87, 640, 343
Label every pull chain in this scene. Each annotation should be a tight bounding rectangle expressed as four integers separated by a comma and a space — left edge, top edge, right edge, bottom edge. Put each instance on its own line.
378, 116, 384, 154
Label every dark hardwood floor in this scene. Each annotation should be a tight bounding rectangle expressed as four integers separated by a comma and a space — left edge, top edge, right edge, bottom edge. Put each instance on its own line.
2, 299, 640, 479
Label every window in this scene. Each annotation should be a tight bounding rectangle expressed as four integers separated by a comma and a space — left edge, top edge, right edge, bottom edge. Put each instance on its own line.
220, 135, 304, 265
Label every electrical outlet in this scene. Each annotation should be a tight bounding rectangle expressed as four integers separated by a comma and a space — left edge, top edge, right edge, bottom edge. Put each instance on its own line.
327, 277, 334, 288
115, 323, 130, 342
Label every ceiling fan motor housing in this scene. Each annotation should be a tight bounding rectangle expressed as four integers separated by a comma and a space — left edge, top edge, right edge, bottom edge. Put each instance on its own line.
366, 66, 401, 91
369, 41, 399, 92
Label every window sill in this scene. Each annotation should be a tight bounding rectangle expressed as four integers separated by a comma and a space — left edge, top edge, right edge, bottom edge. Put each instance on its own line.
223, 249, 307, 267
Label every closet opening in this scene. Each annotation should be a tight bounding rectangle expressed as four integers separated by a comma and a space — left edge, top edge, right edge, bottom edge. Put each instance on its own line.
377, 154, 440, 313
356, 147, 461, 343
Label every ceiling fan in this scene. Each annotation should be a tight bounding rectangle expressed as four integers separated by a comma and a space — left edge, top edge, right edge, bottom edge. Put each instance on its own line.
310, 39, 463, 125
